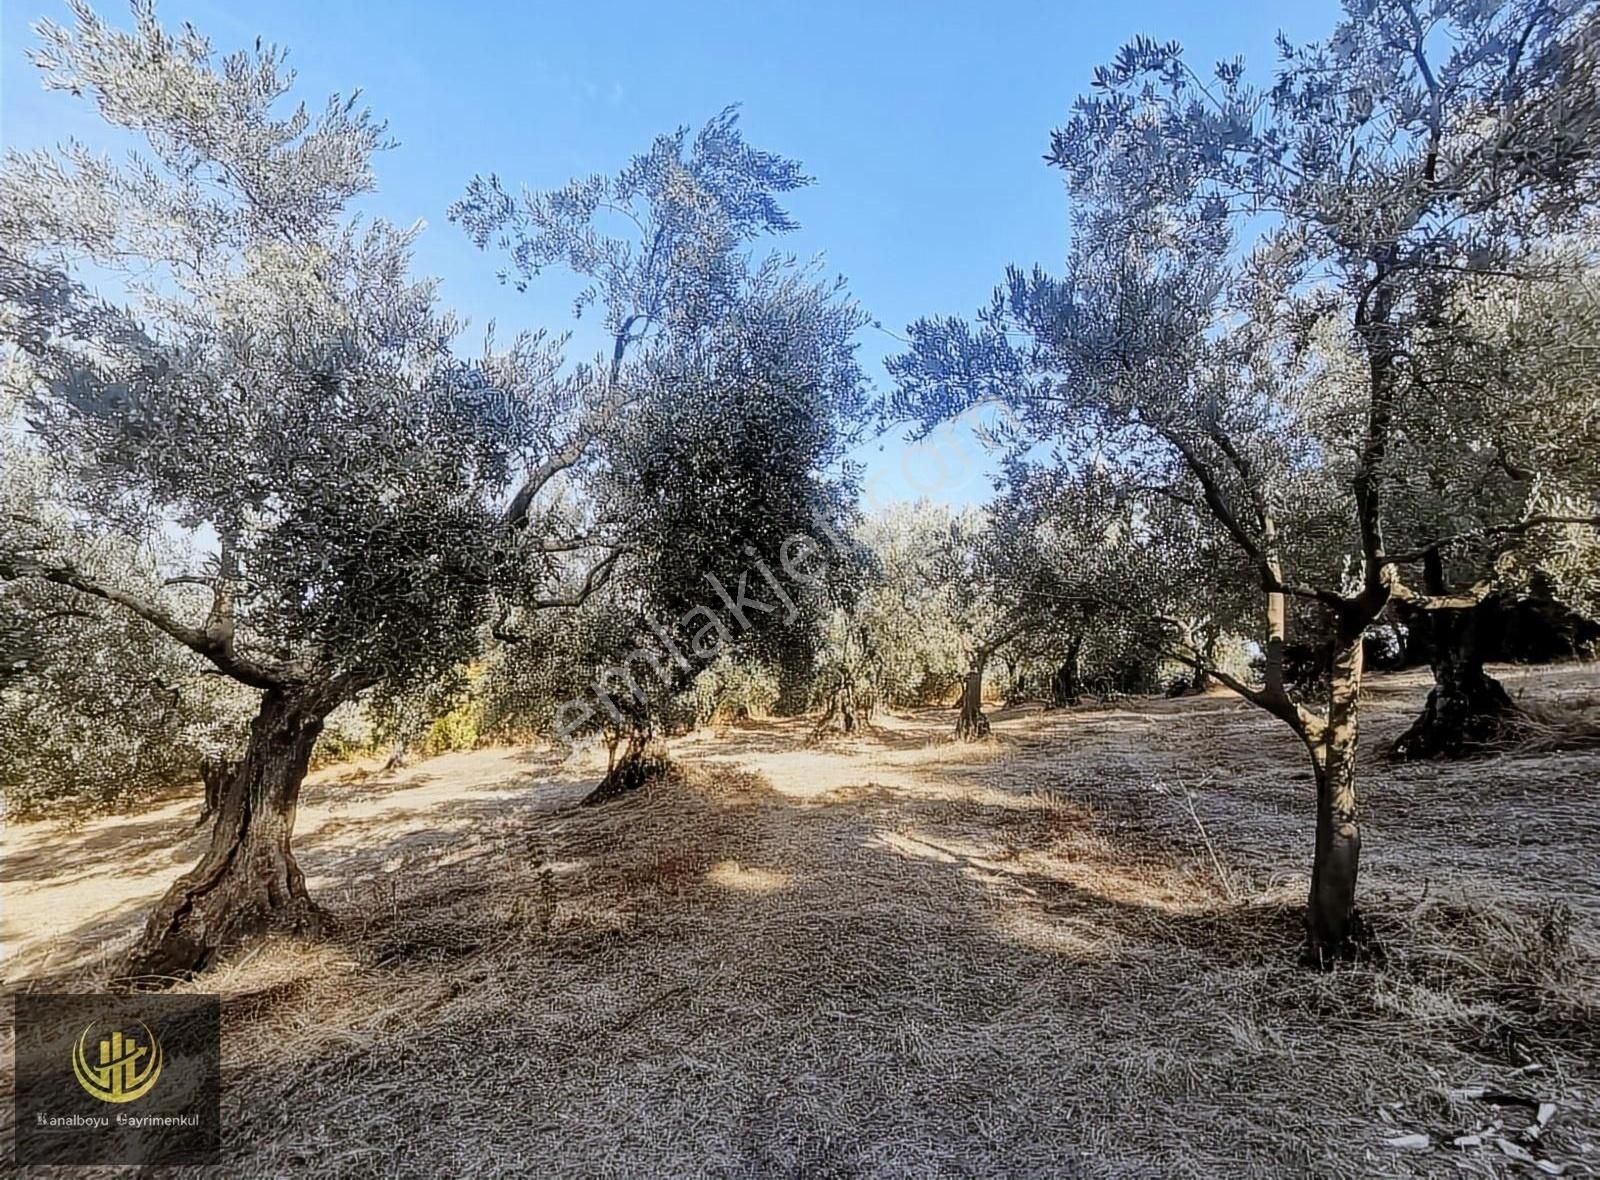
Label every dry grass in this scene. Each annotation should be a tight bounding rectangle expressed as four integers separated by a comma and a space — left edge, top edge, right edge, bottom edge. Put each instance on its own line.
3, 664, 1599, 1177
1513, 688, 1600, 756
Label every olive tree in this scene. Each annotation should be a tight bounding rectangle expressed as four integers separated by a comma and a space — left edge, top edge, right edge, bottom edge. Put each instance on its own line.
455, 110, 868, 798
890, 0, 1600, 961
0, 3, 616, 977
1370, 264, 1600, 755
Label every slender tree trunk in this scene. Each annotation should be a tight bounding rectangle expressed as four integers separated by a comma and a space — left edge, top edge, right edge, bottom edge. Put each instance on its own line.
1304, 629, 1371, 965
955, 657, 991, 740
838, 679, 858, 733
1264, 585, 1288, 698
1393, 551, 1521, 759
124, 686, 333, 979
1191, 630, 1218, 693
1051, 634, 1084, 708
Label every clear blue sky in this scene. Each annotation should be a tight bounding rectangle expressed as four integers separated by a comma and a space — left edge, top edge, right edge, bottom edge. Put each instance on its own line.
2, 0, 1339, 508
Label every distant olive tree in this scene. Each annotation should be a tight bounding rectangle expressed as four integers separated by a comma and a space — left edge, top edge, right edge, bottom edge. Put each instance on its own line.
987, 463, 1259, 706
935, 488, 1126, 739
848, 502, 970, 708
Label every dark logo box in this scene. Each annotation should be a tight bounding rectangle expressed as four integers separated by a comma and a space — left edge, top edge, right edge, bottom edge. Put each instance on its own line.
11, 993, 221, 1166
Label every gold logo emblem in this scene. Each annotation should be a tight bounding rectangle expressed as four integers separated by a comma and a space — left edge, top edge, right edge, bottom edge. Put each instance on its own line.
71, 1021, 163, 1103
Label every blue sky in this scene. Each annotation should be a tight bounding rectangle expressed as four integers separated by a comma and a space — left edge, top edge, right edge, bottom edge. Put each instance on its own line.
2, 0, 1339, 508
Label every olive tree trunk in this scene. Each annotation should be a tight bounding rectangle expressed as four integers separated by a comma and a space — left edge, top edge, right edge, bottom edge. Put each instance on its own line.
1392, 549, 1521, 760
812, 671, 861, 736
192, 752, 237, 830
124, 686, 334, 979
955, 661, 991, 740
581, 727, 667, 806
1190, 629, 1218, 693
1303, 630, 1370, 964
1050, 634, 1084, 708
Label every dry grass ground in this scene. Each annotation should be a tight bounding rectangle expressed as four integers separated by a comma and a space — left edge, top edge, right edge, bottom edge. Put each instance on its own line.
3, 664, 1599, 1177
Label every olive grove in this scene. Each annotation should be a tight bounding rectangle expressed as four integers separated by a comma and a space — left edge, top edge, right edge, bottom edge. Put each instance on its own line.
889, 0, 1600, 960
3, 0, 1599, 989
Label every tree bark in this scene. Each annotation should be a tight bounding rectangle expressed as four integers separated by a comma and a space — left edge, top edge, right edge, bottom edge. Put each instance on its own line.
1392, 551, 1521, 759
581, 728, 667, 806
1304, 629, 1372, 966
1190, 630, 1218, 693
124, 686, 333, 979
193, 752, 237, 830
955, 661, 990, 740
1050, 634, 1084, 708
815, 673, 859, 735
836, 679, 858, 734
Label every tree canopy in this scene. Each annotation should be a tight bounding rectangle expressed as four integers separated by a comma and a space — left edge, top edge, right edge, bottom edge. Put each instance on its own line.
2, 0, 1598, 981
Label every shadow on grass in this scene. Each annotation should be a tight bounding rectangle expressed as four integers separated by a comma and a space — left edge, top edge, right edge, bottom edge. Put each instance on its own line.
8, 689, 1600, 1176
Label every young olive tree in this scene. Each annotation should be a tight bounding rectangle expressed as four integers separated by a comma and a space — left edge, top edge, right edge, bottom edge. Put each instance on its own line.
925, 508, 1009, 739
890, 0, 1600, 961
0, 3, 616, 977
454, 110, 868, 798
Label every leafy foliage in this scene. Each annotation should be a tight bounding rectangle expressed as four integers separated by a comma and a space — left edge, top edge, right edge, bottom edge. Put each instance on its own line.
886, 0, 1600, 955
0, 1, 594, 721
456, 110, 868, 754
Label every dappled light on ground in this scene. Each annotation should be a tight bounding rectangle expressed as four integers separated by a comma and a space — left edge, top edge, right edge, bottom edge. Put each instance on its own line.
1, 747, 593, 981
3, 664, 1598, 1176
705, 860, 793, 893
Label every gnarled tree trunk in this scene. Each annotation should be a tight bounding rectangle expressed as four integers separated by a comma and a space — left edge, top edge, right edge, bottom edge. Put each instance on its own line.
582, 727, 668, 806
124, 686, 334, 979
813, 671, 861, 737
1392, 548, 1521, 760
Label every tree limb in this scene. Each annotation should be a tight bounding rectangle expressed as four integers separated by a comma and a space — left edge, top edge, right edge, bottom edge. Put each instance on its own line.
1161, 641, 1325, 744
503, 306, 648, 535
527, 548, 623, 610
0, 554, 291, 689
1387, 513, 1600, 564
1390, 577, 1496, 612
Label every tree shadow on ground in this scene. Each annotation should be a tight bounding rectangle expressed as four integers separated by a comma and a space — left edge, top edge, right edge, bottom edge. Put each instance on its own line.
7, 677, 1599, 1176
135, 755, 1596, 1179
3, 756, 600, 986
13, 732, 1568, 1176
0, 815, 207, 885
